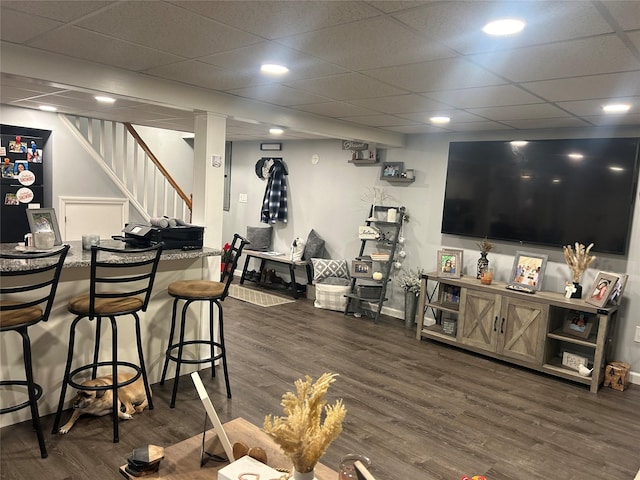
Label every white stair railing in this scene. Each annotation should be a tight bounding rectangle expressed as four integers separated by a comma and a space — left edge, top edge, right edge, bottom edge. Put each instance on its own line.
60, 114, 192, 223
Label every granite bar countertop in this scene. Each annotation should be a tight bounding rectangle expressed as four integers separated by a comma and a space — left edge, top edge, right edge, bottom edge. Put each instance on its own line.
0, 240, 220, 272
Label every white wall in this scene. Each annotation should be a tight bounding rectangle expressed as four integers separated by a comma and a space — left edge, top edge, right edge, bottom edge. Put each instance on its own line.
223, 130, 640, 379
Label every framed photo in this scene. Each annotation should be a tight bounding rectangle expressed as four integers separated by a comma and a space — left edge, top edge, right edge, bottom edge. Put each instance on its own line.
562, 311, 594, 339
508, 251, 548, 291
26, 208, 62, 245
437, 249, 462, 278
601, 271, 628, 306
380, 162, 403, 179
260, 142, 282, 151
585, 271, 619, 308
351, 260, 372, 278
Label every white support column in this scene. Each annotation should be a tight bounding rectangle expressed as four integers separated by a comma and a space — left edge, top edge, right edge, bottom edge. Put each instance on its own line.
192, 113, 227, 364
192, 112, 226, 251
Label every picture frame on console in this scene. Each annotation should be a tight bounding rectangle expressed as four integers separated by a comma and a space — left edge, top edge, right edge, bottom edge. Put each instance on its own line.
562, 311, 594, 339
585, 271, 619, 308
508, 251, 548, 291
437, 249, 462, 278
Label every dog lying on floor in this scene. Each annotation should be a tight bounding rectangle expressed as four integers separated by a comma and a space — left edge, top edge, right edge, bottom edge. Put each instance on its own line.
58, 373, 150, 434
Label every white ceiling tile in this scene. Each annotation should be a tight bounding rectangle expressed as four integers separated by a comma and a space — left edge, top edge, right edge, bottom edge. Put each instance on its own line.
338, 114, 420, 127
501, 117, 593, 130
556, 97, 640, 116
627, 30, 640, 51
174, 1, 381, 39
145, 60, 261, 91
365, 58, 507, 92
433, 121, 514, 132
199, 42, 349, 80
278, 16, 453, 70
284, 73, 406, 100
580, 113, 640, 127
226, 84, 332, 106
523, 71, 640, 102
0, 8, 62, 43
394, 1, 614, 55
367, 2, 431, 14
1, 0, 114, 22
470, 35, 640, 83
386, 124, 451, 134
602, 1, 640, 31
75, 2, 261, 58
425, 85, 543, 109
290, 102, 378, 118
28, 26, 184, 71
466, 103, 571, 121
349, 94, 447, 114
398, 110, 488, 124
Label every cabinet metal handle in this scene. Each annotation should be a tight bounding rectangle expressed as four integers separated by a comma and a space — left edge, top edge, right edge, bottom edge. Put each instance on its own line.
493, 316, 498, 331
501, 318, 505, 334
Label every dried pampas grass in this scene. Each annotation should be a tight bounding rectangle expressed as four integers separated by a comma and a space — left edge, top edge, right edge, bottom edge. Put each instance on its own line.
563, 242, 596, 283
264, 373, 346, 474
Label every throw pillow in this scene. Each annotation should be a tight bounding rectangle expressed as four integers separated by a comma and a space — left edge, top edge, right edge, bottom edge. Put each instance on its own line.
302, 229, 325, 262
246, 225, 272, 251
311, 258, 349, 284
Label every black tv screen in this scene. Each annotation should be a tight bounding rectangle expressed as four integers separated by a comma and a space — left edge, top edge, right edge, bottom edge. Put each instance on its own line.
441, 138, 639, 255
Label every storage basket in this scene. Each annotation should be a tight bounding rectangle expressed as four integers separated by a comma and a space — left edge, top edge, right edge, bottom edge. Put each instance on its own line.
314, 277, 350, 312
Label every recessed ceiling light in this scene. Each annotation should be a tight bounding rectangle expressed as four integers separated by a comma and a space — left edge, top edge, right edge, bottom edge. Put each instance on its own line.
552, 178, 561, 183
261, 64, 289, 75
269, 128, 284, 135
430, 116, 450, 124
609, 166, 624, 172
38, 105, 57, 112
602, 103, 631, 113
95, 95, 116, 104
510, 140, 528, 147
483, 18, 525, 36
568, 153, 584, 160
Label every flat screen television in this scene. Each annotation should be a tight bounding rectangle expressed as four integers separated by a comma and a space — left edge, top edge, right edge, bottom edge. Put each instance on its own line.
441, 138, 639, 255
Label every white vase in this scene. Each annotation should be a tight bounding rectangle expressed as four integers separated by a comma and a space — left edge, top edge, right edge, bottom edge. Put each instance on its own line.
292, 469, 315, 480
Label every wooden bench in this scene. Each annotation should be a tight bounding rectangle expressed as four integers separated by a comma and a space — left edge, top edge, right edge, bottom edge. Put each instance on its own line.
240, 249, 312, 299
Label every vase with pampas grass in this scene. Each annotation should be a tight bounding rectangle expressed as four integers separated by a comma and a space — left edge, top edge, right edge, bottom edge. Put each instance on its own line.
264, 373, 346, 480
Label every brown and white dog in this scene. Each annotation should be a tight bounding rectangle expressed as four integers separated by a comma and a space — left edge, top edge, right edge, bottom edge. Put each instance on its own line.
58, 373, 150, 434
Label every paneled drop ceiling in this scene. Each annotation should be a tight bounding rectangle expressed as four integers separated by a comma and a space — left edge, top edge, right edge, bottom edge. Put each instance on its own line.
1, 0, 639, 141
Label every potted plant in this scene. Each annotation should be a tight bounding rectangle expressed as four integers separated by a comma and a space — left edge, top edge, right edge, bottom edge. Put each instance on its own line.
399, 268, 425, 333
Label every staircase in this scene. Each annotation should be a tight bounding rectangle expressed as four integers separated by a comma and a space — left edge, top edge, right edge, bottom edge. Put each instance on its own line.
60, 114, 192, 222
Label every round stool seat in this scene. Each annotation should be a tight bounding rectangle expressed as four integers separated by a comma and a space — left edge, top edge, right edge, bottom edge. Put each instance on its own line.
68, 293, 144, 315
0, 302, 42, 328
168, 280, 225, 299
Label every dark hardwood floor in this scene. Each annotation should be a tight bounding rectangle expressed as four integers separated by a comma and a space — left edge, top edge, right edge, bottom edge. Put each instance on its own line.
1, 291, 639, 480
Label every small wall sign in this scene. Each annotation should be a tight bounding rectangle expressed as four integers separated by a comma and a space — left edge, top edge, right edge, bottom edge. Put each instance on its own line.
342, 140, 368, 151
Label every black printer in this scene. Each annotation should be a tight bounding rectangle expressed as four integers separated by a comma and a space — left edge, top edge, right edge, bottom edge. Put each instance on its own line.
116, 224, 204, 249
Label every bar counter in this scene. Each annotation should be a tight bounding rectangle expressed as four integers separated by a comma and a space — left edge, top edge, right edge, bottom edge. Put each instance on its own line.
0, 240, 220, 271
0, 240, 221, 428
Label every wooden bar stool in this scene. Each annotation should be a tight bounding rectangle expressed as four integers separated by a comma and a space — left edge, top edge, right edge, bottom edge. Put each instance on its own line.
160, 233, 249, 407
51, 243, 163, 443
0, 245, 70, 458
